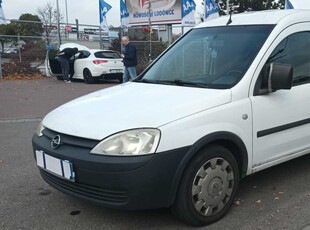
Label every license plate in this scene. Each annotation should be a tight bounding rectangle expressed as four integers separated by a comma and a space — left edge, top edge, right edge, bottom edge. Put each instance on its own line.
36, 150, 75, 181
110, 69, 123, 73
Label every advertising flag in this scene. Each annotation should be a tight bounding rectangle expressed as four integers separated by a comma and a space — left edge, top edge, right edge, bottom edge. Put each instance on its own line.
99, 0, 112, 32
120, 0, 129, 32
285, 0, 294, 9
205, 0, 219, 21
0, 0, 6, 25
182, 0, 196, 26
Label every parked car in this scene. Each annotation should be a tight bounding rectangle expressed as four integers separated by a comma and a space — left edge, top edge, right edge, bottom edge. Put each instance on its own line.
46, 43, 124, 84
4, 48, 17, 54
33, 10, 310, 226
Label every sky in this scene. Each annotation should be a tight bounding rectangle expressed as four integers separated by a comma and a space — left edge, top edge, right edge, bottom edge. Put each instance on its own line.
2, 0, 310, 27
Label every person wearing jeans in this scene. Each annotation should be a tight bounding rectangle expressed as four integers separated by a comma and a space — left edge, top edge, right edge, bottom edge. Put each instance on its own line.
57, 47, 78, 83
121, 36, 138, 83
58, 56, 70, 82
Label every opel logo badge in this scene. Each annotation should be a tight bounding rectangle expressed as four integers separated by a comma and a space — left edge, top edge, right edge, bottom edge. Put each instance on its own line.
51, 135, 61, 149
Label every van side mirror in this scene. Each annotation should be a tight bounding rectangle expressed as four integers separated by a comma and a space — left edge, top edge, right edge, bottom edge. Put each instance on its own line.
258, 63, 293, 95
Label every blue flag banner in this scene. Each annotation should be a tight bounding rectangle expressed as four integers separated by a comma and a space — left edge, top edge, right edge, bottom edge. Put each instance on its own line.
182, 0, 196, 26
99, 0, 112, 31
205, 0, 219, 21
0, 0, 6, 25
120, 0, 129, 31
285, 0, 294, 9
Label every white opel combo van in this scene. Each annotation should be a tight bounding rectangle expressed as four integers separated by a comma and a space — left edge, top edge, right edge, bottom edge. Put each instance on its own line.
33, 10, 310, 226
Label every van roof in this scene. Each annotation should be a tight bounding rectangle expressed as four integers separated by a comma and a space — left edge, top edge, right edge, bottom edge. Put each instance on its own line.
196, 10, 310, 28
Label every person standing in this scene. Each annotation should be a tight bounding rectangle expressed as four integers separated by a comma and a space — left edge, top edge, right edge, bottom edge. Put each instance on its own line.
121, 36, 138, 83
57, 47, 78, 83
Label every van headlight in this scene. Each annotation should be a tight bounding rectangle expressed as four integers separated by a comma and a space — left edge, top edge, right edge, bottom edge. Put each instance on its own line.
90, 129, 161, 156
36, 121, 45, 137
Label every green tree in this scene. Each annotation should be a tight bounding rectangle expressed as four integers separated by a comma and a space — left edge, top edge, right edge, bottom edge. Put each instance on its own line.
0, 23, 17, 51
16, 14, 43, 38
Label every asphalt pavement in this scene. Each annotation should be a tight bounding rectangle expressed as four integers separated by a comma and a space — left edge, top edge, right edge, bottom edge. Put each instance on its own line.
0, 78, 310, 230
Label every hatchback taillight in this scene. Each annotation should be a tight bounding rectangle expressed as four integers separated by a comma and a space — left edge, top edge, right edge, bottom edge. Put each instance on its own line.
93, 60, 108, 64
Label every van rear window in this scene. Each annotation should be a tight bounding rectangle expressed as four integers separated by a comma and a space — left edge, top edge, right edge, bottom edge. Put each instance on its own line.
94, 51, 121, 59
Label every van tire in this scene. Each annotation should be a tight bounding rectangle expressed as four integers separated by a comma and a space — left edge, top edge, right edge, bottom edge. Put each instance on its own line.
83, 69, 95, 84
171, 145, 239, 226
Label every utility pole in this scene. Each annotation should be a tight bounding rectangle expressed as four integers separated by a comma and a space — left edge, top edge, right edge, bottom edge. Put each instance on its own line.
65, 0, 69, 40
226, 0, 230, 14
76, 19, 79, 40
56, 0, 62, 47
65, 0, 69, 25
148, 1, 152, 62
99, 26, 102, 49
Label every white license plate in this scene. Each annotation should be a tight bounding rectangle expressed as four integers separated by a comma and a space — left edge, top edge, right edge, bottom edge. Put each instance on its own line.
36, 150, 75, 181
110, 69, 123, 73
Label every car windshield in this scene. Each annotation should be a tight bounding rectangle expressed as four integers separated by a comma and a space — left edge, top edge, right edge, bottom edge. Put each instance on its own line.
95, 51, 121, 59
139, 25, 274, 89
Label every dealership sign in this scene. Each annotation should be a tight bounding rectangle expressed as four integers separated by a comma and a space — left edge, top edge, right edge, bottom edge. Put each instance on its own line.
127, 0, 181, 26
65, 25, 72, 32
84, 28, 97, 34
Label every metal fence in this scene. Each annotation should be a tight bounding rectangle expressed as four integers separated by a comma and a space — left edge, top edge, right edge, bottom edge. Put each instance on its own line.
0, 19, 192, 78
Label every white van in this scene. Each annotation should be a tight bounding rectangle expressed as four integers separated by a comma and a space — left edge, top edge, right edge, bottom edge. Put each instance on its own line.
33, 10, 310, 226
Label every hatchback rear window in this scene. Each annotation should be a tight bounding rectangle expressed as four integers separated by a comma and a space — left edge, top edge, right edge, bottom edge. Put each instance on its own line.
94, 51, 121, 59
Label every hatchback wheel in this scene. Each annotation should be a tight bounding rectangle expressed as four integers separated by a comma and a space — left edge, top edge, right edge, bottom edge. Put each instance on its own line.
83, 69, 95, 84
172, 145, 239, 226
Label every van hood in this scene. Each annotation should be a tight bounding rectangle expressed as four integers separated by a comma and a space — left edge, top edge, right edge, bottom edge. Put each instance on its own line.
43, 83, 232, 140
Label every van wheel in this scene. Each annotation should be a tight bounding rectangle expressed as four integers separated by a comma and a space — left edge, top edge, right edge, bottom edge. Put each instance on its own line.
83, 69, 95, 84
171, 145, 239, 226
118, 77, 123, 83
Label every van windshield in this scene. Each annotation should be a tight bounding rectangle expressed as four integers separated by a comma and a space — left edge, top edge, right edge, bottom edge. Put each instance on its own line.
139, 25, 274, 89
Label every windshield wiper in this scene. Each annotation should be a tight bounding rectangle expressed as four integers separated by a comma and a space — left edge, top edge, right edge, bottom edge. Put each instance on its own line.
168, 79, 209, 88
136, 79, 209, 88
135, 79, 160, 84
292, 75, 310, 84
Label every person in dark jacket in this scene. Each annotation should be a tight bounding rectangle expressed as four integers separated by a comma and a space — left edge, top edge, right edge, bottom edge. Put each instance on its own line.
121, 36, 138, 83
57, 47, 78, 83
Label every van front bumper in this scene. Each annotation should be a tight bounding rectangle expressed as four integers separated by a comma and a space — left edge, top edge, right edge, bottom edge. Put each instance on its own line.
32, 133, 190, 210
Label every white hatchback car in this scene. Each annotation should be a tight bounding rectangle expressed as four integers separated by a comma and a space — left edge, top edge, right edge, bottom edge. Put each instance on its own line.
46, 44, 124, 84
34, 10, 310, 226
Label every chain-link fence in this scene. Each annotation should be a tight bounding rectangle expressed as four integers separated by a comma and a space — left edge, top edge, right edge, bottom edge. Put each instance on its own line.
0, 19, 192, 78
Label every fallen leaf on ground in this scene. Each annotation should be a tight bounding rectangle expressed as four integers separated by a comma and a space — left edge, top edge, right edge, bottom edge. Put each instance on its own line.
0, 74, 46, 81
274, 197, 279, 200
234, 199, 241, 205
278, 192, 284, 195
0, 160, 3, 163
256, 199, 262, 204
